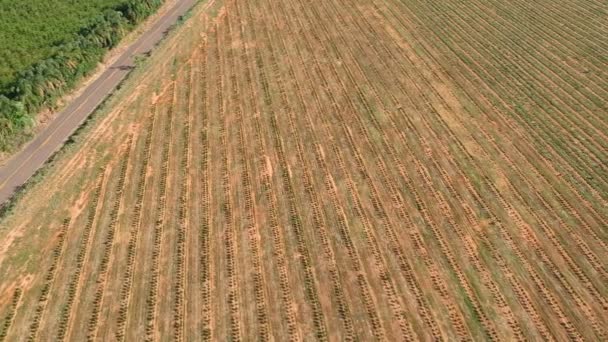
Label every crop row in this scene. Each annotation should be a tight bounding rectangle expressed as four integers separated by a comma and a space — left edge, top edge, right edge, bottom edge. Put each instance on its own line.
215, 20, 242, 341
0, 288, 22, 341
303, 48, 421, 339
343, 1, 531, 338
422, 0, 608, 167
436, 141, 557, 341
466, 0, 607, 119
55, 171, 106, 341
173, 60, 198, 342
424, 110, 584, 339
268, 0, 422, 336
264, 18, 389, 330
390, 0, 608, 268
270, 1, 465, 339
315, 141, 387, 341
25, 218, 71, 341
410, 101, 572, 339
144, 82, 176, 342
86, 136, 132, 341
477, 137, 608, 315
199, 35, 212, 342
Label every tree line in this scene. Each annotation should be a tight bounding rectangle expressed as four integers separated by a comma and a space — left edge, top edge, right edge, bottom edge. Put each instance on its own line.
0, 0, 164, 150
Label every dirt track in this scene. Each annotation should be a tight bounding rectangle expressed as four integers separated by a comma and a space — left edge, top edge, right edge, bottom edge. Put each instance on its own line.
0, 0, 198, 205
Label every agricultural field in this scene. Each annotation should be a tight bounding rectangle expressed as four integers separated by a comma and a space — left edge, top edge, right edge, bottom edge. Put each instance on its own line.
0, 0, 606, 340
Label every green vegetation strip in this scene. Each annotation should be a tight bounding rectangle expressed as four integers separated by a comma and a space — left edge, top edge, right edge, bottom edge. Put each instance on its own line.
0, 0, 165, 151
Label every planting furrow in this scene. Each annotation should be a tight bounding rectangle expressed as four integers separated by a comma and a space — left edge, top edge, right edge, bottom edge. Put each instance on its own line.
86, 136, 133, 342
468, 131, 608, 310
252, 114, 301, 341
286, 111, 356, 341
398, 88, 582, 339
281, 2, 466, 338
332, 135, 419, 341
319, 2, 530, 339
312, 141, 387, 341
0, 288, 22, 341
334, 3, 531, 338
241, 0, 325, 339
467, 0, 608, 116
384, 78, 585, 338
58, 171, 107, 341
456, 0, 608, 104
274, 5, 413, 339
484, 0, 608, 75
199, 35, 212, 341
429, 137, 559, 340
215, 19, 243, 341
172, 59, 195, 342
26, 218, 71, 341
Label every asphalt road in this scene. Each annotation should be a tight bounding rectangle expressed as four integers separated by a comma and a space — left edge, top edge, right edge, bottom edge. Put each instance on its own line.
0, 0, 198, 205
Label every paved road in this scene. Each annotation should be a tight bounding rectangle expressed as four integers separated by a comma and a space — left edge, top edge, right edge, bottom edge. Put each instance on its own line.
0, 0, 198, 205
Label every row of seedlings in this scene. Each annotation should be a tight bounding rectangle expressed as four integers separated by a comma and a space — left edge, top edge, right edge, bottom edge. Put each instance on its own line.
173, 60, 196, 342
199, 35, 212, 341
266, 0, 409, 339
327, 2, 536, 338
391, 0, 608, 197
366, 0, 600, 332
0, 288, 22, 341
215, 20, 243, 341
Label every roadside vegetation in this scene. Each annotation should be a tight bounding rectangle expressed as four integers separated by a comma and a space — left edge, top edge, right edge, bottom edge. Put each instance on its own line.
0, 0, 165, 151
